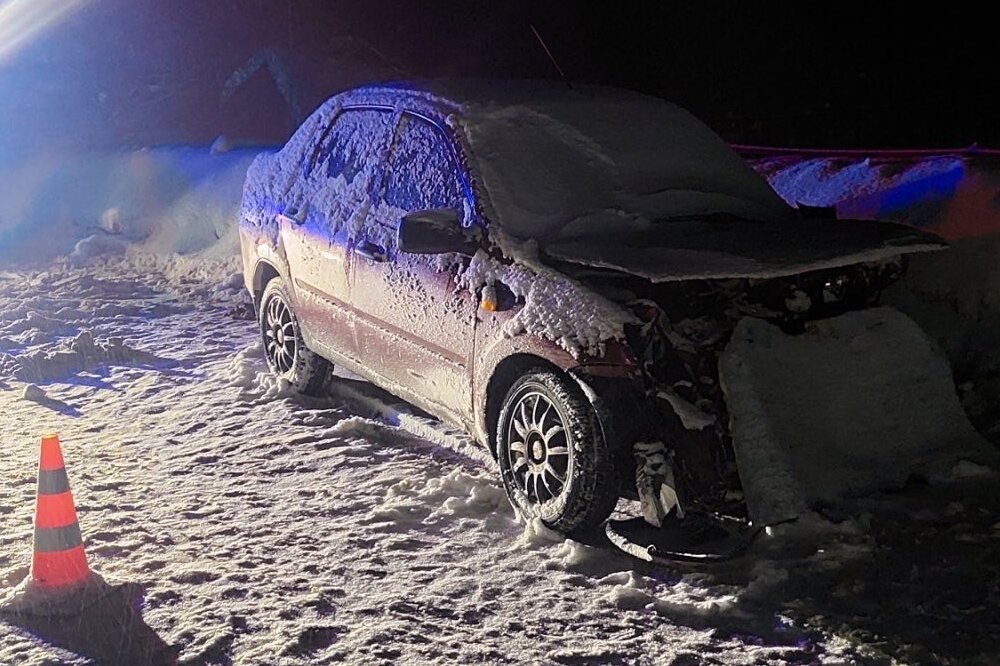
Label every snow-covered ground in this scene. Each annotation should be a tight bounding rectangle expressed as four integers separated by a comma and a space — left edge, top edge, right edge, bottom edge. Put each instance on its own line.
1, 257, 998, 665
0, 146, 998, 664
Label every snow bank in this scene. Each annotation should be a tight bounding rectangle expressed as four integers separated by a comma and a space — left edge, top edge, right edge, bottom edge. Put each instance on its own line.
748, 153, 1000, 439
0, 147, 259, 266
750, 153, 1000, 239
720, 308, 997, 526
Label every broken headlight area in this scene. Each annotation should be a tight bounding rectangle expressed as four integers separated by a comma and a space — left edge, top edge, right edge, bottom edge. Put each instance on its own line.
623, 299, 745, 523
573, 257, 908, 527
740, 257, 906, 333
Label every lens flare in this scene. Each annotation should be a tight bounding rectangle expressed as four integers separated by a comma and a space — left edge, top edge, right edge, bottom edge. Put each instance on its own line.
0, 0, 91, 63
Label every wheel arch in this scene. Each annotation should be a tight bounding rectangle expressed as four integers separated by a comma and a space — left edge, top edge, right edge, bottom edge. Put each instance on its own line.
251, 260, 282, 312
483, 353, 564, 459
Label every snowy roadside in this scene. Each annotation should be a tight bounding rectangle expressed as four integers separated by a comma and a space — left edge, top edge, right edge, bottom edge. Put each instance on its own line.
0, 145, 997, 663
1, 257, 998, 665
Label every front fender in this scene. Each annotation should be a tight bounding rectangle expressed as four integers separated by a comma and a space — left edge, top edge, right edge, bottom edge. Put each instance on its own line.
567, 369, 653, 497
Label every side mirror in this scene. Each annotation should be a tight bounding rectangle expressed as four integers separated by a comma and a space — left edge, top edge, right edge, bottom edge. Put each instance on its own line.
398, 209, 480, 256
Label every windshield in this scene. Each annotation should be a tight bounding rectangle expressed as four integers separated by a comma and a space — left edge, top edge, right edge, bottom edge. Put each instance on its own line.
460, 92, 794, 244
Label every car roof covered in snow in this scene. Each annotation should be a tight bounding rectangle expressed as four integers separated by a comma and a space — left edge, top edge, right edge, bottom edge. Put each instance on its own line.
325, 80, 795, 239
338, 78, 670, 110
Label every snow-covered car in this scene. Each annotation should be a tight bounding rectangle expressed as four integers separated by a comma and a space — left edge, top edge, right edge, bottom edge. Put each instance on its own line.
238, 81, 946, 535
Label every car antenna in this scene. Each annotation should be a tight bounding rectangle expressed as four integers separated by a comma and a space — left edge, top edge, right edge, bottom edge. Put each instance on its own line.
529, 23, 573, 90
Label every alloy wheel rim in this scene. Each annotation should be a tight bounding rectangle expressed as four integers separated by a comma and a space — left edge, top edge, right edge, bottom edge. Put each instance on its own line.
506, 389, 570, 504
264, 294, 297, 374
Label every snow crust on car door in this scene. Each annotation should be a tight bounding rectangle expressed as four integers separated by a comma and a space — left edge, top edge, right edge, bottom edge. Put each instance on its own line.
281, 107, 393, 362
351, 113, 478, 425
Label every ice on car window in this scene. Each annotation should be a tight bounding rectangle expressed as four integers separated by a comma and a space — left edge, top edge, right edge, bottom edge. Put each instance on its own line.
314, 109, 392, 186
383, 116, 464, 213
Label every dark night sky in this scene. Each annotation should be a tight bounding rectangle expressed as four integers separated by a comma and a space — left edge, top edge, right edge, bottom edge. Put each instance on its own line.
2, 2, 996, 156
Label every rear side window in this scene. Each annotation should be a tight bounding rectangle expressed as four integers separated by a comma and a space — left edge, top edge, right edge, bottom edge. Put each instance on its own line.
311, 108, 392, 185
382, 115, 465, 212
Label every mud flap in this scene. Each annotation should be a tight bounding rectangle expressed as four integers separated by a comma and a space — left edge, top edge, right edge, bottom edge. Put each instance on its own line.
719, 307, 998, 527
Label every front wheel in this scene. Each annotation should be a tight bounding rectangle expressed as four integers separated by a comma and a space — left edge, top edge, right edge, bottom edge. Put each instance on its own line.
259, 277, 330, 395
496, 369, 619, 535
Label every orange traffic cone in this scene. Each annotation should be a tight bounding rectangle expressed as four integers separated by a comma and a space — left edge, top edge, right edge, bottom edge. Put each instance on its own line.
30, 433, 92, 589
0, 433, 114, 618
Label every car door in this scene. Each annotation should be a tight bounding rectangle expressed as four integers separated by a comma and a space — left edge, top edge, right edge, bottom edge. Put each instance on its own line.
280, 106, 394, 364
351, 112, 479, 425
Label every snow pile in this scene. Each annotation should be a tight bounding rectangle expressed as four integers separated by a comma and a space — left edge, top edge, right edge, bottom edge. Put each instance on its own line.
600, 570, 737, 618
750, 152, 1000, 241
749, 153, 1000, 439
1, 330, 170, 383
752, 155, 967, 227
0, 147, 258, 268
365, 468, 508, 525
720, 307, 997, 526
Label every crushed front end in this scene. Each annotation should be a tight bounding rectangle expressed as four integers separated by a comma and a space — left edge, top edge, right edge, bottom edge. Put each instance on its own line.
567, 257, 908, 540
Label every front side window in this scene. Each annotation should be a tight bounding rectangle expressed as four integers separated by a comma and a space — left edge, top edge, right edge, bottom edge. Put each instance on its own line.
312, 108, 392, 186
382, 115, 465, 213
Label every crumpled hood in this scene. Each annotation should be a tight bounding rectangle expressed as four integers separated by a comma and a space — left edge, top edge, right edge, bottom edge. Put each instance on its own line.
543, 215, 948, 282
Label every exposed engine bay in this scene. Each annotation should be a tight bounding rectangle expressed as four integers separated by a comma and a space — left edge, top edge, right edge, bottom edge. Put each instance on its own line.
561, 257, 909, 523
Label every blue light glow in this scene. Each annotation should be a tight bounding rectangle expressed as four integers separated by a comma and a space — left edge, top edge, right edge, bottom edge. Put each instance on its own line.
878, 162, 965, 217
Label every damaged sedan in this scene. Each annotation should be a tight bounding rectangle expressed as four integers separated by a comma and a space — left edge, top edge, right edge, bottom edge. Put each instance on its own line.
239, 80, 981, 543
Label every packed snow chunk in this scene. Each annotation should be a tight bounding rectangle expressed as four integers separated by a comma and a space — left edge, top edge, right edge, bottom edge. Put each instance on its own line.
19, 383, 45, 402
515, 517, 564, 548
6, 330, 171, 383
604, 572, 656, 611
366, 468, 507, 527
69, 233, 127, 266
720, 307, 997, 526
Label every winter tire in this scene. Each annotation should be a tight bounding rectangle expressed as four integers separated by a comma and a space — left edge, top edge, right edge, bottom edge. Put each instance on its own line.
259, 277, 330, 395
496, 369, 618, 535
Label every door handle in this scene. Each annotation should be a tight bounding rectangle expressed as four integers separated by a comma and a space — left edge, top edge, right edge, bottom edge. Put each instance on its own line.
356, 240, 387, 262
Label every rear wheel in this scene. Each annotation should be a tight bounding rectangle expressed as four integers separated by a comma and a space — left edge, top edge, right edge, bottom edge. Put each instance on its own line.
259, 277, 330, 395
496, 369, 618, 535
